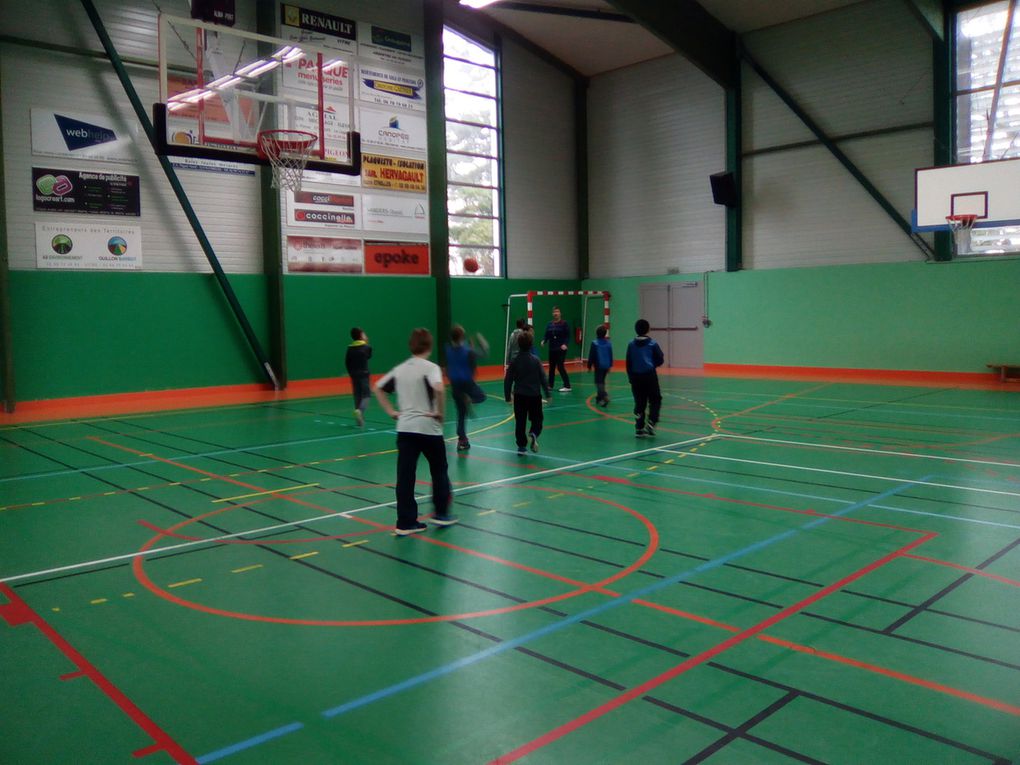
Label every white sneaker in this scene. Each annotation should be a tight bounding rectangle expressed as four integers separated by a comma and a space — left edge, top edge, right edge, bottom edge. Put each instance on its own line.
558, 386, 572, 392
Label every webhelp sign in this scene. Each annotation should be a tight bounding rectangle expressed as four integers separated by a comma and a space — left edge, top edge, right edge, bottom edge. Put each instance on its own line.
31, 109, 137, 162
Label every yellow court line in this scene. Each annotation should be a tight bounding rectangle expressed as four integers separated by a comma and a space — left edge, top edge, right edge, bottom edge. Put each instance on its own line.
512, 501, 531, 508
342, 539, 369, 548
90, 598, 108, 605
212, 483, 320, 504
122, 593, 135, 598
232, 564, 263, 574
289, 551, 319, 560
168, 578, 202, 589
478, 509, 497, 516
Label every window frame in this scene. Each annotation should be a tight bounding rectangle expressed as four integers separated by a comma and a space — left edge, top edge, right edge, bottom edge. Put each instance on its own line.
442, 25, 505, 277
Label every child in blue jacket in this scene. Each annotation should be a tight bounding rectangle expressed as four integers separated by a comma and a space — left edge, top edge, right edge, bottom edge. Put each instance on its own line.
586, 324, 613, 407
446, 325, 488, 451
625, 319, 664, 436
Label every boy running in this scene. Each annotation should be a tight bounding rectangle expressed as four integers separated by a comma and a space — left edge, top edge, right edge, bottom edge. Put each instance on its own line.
587, 324, 613, 407
345, 327, 372, 427
626, 319, 664, 437
504, 332, 550, 454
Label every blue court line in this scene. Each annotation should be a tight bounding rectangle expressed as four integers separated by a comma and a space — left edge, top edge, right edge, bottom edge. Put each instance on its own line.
195, 477, 925, 761
196, 722, 304, 764
318, 477, 924, 719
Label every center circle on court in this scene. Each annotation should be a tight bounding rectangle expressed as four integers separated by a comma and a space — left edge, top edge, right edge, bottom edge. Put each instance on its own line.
133, 485, 660, 626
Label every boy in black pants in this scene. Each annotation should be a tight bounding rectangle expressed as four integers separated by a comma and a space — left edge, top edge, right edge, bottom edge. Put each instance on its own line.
626, 319, 664, 437
374, 328, 456, 535
345, 327, 372, 427
504, 332, 550, 454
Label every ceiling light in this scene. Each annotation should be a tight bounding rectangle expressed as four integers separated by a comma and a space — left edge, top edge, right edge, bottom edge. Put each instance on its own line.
460, 0, 501, 8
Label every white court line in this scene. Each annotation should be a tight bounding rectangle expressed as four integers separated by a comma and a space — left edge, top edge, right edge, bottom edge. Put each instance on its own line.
654, 447, 1020, 499
719, 433, 1020, 469
0, 434, 716, 585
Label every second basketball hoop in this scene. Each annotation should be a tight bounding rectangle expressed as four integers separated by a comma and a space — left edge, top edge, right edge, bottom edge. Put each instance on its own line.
257, 130, 318, 193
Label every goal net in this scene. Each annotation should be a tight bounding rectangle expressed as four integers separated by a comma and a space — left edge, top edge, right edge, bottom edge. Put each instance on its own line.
503, 290, 611, 366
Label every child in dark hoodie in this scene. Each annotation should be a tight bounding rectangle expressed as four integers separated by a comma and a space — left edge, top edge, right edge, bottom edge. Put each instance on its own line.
445, 324, 488, 452
345, 327, 373, 427
504, 331, 550, 454
625, 319, 664, 437
586, 324, 613, 407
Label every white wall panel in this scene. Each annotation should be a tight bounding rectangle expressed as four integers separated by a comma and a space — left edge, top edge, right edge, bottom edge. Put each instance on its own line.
744, 129, 933, 268
741, 0, 935, 268
2, 47, 262, 273
500, 39, 577, 279
587, 55, 726, 278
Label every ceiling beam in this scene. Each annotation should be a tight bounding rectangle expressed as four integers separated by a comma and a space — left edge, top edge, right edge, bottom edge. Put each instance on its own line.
605, 0, 737, 88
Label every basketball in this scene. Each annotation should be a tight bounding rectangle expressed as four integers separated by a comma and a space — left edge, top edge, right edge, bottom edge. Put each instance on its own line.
463, 257, 479, 273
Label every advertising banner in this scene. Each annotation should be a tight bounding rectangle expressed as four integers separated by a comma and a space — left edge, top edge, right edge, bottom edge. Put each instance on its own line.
36, 222, 142, 270
359, 66, 426, 112
31, 109, 138, 163
286, 235, 362, 273
361, 193, 428, 234
359, 109, 427, 153
364, 241, 429, 275
357, 24, 424, 68
361, 154, 426, 192
286, 189, 359, 228
281, 4, 357, 55
33, 167, 140, 216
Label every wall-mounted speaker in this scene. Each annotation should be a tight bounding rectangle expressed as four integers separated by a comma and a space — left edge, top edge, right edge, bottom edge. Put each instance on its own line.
709, 171, 738, 208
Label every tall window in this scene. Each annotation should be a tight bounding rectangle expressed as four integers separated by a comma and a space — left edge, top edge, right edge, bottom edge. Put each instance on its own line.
443, 27, 502, 276
955, 2, 1020, 254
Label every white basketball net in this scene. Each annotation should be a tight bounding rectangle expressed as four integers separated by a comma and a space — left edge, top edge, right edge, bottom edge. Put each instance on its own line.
258, 130, 317, 193
946, 214, 977, 256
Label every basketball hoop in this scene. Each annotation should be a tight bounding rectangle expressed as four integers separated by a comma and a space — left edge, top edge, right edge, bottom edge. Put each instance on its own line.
946, 213, 978, 256
257, 130, 317, 193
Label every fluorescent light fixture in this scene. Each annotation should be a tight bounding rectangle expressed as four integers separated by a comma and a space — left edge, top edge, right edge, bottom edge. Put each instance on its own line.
236, 59, 269, 76
460, 0, 500, 7
245, 59, 282, 78
272, 45, 305, 63
208, 74, 243, 90
322, 58, 346, 74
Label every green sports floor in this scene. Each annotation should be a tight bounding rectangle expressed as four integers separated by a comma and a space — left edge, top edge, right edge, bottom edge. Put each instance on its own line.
1, 372, 1019, 764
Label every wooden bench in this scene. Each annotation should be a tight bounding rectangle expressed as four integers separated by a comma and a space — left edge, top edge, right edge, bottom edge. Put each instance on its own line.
988, 363, 1020, 383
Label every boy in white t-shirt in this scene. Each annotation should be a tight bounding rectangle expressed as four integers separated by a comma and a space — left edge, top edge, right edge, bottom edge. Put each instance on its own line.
374, 328, 457, 535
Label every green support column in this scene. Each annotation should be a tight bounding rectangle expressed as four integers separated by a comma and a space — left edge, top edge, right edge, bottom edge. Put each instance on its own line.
932, 7, 954, 262
0, 61, 13, 412
257, 0, 287, 384
425, 0, 452, 347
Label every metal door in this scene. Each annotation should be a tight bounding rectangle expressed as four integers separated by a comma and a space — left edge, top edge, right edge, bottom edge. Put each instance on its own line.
639, 284, 671, 366
668, 281, 704, 369
638, 282, 704, 369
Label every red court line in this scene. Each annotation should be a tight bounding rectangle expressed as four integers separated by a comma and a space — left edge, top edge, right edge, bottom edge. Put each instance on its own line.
902, 553, 1020, 587
0, 583, 196, 764
488, 532, 936, 764
761, 635, 1020, 716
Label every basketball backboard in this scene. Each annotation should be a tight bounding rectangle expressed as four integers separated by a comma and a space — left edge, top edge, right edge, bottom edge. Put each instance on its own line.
913, 156, 1020, 232
154, 13, 360, 175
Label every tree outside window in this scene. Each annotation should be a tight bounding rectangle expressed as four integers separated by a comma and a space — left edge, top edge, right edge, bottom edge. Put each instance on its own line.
443, 28, 502, 275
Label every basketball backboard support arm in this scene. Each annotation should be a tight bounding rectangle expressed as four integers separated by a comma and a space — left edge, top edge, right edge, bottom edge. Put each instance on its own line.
80, 0, 280, 389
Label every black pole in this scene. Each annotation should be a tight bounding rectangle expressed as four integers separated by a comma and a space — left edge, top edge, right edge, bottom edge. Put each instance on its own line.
79, 0, 280, 388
